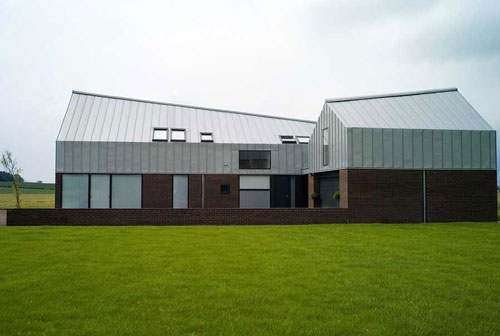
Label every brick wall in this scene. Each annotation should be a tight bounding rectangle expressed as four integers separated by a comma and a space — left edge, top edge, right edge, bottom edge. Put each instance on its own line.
189, 174, 202, 208
425, 170, 497, 222
142, 174, 173, 208
55, 173, 62, 208
341, 169, 424, 223
307, 174, 320, 208
204, 174, 239, 208
6, 208, 351, 226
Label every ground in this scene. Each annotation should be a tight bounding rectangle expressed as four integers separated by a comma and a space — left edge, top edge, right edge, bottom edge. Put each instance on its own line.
0, 223, 499, 335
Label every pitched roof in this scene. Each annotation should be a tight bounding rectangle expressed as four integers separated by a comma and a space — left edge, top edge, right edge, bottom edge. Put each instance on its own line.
57, 91, 315, 143
325, 88, 493, 131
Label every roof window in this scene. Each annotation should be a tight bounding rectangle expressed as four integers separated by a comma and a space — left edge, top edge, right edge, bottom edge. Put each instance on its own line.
200, 132, 213, 142
280, 135, 297, 144
171, 129, 186, 142
152, 128, 168, 141
296, 136, 310, 144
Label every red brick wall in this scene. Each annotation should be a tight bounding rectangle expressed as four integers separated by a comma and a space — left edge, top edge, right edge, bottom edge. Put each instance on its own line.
341, 169, 424, 223
142, 174, 173, 208
425, 170, 497, 222
55, 173, 62, 209
308, 174, 320, 208
204, 174, 239, 208
189, 175, 202, 208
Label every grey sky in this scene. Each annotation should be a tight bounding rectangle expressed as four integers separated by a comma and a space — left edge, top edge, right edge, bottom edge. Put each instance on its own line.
1, 0, 499, 183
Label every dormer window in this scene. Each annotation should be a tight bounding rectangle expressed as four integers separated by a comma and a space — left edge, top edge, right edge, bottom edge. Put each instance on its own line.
152, 128, 168, 141
200, 132, 213, 142
171, 129, 186, 142
296, 136, 310, 144
280, 135, 297, 144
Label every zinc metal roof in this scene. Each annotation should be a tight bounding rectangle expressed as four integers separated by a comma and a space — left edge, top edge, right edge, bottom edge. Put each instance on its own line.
325, 88, 493, 131
57, 91, 316, 143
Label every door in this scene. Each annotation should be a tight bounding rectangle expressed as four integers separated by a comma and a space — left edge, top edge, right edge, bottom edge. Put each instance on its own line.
271, 175, 291, 207
318, 172, 339, 208
173, 175, 188, 208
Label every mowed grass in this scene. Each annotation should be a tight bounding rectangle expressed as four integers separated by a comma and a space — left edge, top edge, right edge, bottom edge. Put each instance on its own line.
0, 224, 500, 335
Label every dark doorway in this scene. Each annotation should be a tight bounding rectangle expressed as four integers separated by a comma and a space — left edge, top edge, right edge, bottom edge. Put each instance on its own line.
294, 175, 308, 207
318, 171, 339, 207
271, 175, 291, 207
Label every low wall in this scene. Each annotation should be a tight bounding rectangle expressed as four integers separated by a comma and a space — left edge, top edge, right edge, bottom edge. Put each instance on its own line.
6, 208, 353, 226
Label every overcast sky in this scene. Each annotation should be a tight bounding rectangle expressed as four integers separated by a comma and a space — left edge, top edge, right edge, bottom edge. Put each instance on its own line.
1, 0, 499, 183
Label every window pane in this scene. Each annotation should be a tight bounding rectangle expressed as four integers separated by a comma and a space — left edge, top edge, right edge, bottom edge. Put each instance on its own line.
171, 129, 186, 142
239, 151, 271, 169
323, 128, 329, 166
62, 174, 88, 208
240, 190, 270, 208
112, 175, 142, 208
90, 175, 110, 208
240, 175, 270, 189
153, 129, 168, 141
297, 136, 310, 144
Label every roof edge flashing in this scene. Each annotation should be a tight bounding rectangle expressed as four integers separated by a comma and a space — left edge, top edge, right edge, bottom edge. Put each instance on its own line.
325, 87, 458, 104
72, 90, 316, 124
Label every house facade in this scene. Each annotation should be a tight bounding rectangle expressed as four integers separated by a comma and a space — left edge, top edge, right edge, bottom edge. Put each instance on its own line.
54, 88, 497, 222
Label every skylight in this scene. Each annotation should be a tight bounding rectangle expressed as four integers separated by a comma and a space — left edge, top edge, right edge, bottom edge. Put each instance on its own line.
152, 128, 168, 141
171, 129, 186, 142
200, 132, 213, 142
296, 136, 310, 144
280, 135, 297, 144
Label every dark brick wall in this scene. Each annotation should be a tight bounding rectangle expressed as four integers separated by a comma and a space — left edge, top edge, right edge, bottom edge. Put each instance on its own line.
203, 175, 239, 208
341, 169, 424, 223
142, 174, 173, 208
426, 170, 497, 222
189, 175, 202, 208
6, 208, 351, 226
55, 173, 62, 209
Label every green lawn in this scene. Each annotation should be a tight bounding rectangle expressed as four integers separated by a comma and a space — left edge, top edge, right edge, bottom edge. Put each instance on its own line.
1, 224, 499, 335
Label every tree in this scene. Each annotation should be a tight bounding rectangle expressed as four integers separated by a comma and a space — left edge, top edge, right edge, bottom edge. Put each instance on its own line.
1, 151, 22, 208
0, 171, 24, 182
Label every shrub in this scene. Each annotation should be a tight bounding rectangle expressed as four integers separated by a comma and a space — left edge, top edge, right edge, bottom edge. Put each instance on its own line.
333, 191, 340, 200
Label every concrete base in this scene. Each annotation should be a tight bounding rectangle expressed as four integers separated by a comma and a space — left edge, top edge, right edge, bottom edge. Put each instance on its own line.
0, 210, 6, 226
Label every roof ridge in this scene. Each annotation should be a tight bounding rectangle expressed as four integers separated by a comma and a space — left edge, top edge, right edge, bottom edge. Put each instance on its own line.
325, 87, 458, 104
72, 90, 315, 124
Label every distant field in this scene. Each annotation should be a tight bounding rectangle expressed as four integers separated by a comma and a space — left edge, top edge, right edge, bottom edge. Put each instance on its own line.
0, 182, 54, 209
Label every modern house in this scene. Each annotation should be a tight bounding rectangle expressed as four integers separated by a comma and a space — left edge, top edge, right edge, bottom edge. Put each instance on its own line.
53, 88, 497, 223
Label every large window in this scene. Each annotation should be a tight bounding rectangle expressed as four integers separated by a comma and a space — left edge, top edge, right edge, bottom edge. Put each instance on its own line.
239, 175, 270, 208
111, 175, 142, 208
239, 151, 271, 169
62, 174, 89, 208
323, 128, 329, 166
90, 175, 110, 208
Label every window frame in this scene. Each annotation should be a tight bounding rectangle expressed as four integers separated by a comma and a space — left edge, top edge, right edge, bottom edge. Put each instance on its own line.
152, 128, 169, 142
239, 150, 271, 170
171, 128, 186, 142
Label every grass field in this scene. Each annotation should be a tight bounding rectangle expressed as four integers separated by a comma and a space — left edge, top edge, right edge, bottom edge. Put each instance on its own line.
0, 223, 499, 335
0, 182, 55, 209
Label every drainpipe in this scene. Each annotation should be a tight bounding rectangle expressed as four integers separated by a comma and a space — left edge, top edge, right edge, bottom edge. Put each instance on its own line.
422, 170, 426, 223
